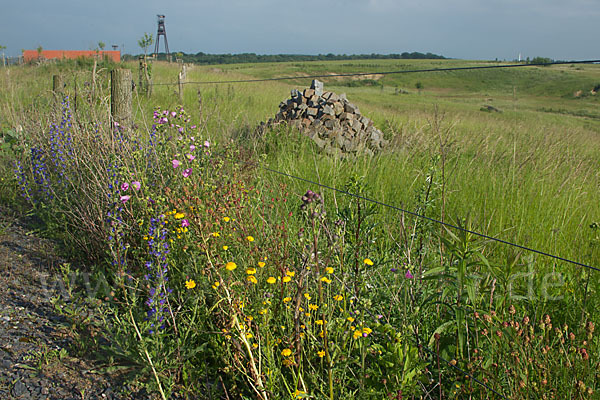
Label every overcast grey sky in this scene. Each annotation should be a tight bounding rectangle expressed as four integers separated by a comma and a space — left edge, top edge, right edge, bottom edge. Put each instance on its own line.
2, 0, 599, 60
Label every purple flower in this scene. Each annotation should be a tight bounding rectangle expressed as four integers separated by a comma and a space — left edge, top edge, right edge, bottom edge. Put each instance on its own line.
190, 136, 195, 141
172, 159, 180, 168
132, 181, 141, 191
182, 219, 190, 227
190, 144, 196, 151
204, 140, 210, 148
120, 195, 131, 203
405, 270, 414, 279
178, 127, 184, 133
182, 168, 192, 178
390, 268, 398, 273
187, 154, 196, 161
171, 111, 177, 117
121, 182, 129, 191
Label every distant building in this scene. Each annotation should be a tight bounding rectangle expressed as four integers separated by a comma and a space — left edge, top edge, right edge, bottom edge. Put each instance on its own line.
22, 50, 120, 63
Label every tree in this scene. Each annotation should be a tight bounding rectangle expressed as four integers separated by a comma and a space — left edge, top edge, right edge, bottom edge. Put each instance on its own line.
98, 41, 106, 51
36, 45, 43, 59
138, 33, 153, 58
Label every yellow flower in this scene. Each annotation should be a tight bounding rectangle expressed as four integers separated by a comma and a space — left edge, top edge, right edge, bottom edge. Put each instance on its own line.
185, 279, 196, 289
325, 267, 334, 274
252, 343, 258, 349
304, 293, 311, 300
283, 297, 292, 303
223, 245, 229, 250
308, 304, 318, 311
225, 262, 237, 271
347, 317, 355, 323
174, 212, 185, 219
245, 332, 253, 339
294, 389, 306, 398
317, 350, 326, 358
211, 281, 220, 289
246, 236, 254, 242
281, 348, 292, 357
224, 217, 230, 222
258, 261, 266, 268
267, 277, 276, 284
353, 330, 362, 339
286, 271, 295, 277
364, 258, 374, 266
259, 308, 268, 315
320, 277, 332, 284
246, 267, 257, 275
334, 295, 343, 301
362, 327, 373, 336
211, 232, 220, 237
247, 275, 258, 284
282, 276, 292, 283
315, 319, 324, 325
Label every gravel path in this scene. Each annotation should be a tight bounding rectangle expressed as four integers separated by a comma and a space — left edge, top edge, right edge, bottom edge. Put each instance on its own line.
0, 207, 156, 400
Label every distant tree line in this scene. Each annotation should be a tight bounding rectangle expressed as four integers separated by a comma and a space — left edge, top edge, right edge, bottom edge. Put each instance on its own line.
124, 51, 446, 64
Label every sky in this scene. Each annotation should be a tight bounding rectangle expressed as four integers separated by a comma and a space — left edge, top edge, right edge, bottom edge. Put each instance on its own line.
2, 0, 599, 60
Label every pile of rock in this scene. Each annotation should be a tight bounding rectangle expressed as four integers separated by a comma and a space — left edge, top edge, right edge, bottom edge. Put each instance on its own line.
259, 80, 387, 154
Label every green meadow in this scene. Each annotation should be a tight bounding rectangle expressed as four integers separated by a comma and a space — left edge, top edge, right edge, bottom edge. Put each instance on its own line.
1, 58, 599, 398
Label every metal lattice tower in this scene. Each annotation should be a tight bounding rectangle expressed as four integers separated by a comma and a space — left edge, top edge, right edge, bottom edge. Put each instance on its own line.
154, 14, 170, 60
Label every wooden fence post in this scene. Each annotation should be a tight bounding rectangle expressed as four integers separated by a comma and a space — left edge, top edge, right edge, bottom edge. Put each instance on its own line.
178, 71, 184, 102
52, 75, 64, 94
111, 68, 132, 127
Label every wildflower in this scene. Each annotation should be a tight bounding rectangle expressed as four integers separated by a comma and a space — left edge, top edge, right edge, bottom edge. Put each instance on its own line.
316, 319, 324, 325
364, 258, 374, 266
224, 217, 230, 222
286, 271, 295, 277
362, 327, 373, 336
182, 168, 192, 178
353, 330, 362, 339
185, 279, 196, 289
334, 295, 343, 301
282, 276, 292, 283
318, 350, 325, 358
252, 343, 258, 349
204, 140, 210, 147
283, 297, 292, 303
309, 304, 318, 311
325, 267, 334, 274
347, 317, 355, 323
174, 212, 185, 219
181, 219, 190, 227
120, 195, 131, 203
294, 389, 306, 398
187, 154, 196, 161
247, 275, 258, 284
211, 232, 220, 237
320, 277, 332, 284
211, 281, 219, 289
304, 293, 311, 300
223, 245, 229, 250
246, 236, 254, 242
257, 262, 266, 268
120, 182, 129, 191
246, 267, 257, 275
131, 181, 141, 191
405, 270, 414, 279
281, 348, 292, 357
267, 277, 276, 284
190, 144, 196, 151
225, 262, 237, 271
245, 332, 253, 339
172, 159, 181, 168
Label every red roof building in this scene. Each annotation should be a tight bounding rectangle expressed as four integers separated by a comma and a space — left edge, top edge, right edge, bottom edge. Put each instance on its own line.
22, 50, 120, 63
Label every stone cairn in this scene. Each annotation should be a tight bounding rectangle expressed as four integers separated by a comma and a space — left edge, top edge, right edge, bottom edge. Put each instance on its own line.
259, 79, 387, 154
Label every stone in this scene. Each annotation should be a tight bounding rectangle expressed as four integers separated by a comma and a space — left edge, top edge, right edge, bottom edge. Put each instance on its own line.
307, 108, 318, 117
340, 112, 354, 120
311, 79, 324, 96
304, 88, 315, 98
322, 105, 335, 116
291, 89, 300, 98
333, 102, 344, 116
344, 102, 359, 114
309, 95, 320, 106
328, 93, 339, 102
11, 380, 28, 397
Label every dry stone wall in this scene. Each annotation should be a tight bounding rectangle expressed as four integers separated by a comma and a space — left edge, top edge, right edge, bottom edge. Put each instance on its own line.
260, 80, 387, 154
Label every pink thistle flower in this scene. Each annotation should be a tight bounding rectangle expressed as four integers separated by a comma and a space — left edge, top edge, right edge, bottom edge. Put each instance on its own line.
178, 127, 184, 133
190, 144, 196, 151
172, 159, 181, 168
120, 195, 131, 203
182, 219, 190, 227
187, 154, 196, 161
190, 136, 195, 141
182, 168, 192, 178
405, 270, 414, 279
204, 140, 210, 148
171, 111, 177, 117
120, 182, 129, 191
132, 181, 141, 191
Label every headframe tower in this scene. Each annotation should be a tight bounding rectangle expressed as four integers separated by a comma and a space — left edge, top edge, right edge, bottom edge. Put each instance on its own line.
154, 14, 170, 60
